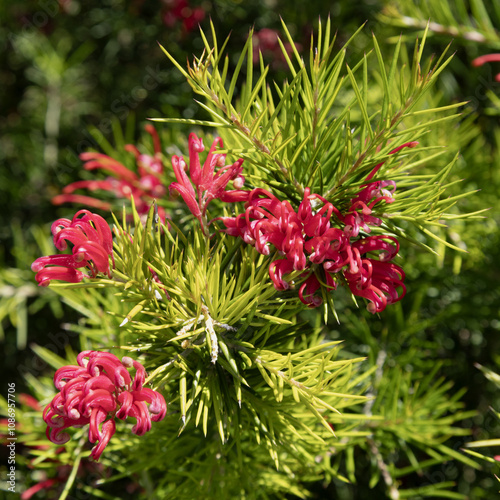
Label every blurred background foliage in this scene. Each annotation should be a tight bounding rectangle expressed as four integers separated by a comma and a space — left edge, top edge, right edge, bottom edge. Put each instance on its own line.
1, 0, 500, 498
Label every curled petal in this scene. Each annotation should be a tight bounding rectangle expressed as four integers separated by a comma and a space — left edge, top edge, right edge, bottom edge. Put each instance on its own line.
116, 391, 134, 420
132, 388, 167, 422
359, 285, 388, 314
90, 419, 116, 461
87, 353, 132, 387
268, 259, 295, 290
214, 214, 248, 238
89, 407, 108, 444
60, 378, 86, 400
188, 133, 205, 185
33, 210, 114, 287
50, 218, 72, 239
73, 241, 112, 276
121, 356, 147, 391
352, 235, 399, 261
302, 202, 334, 237
128, 401, 152, 436
82, 375, 116, 396
43, 406, 64, 428
132, 362, 146, 391
288, 238, 307, 271
219, 189, 251, 202
247, 188, 279, 205
207, 158, 244, 201
65, 391, 84, 416
44, 349, 166, 461
77, 350, 95, 367
33, 266, 86, 287
79, 389, 117, 416
54, 365, 88, 390
75, 211, 114, 257
44, 411, 90, 438
53, 227, 92, 252
169, 182, 201, 219
347, 259, 406, 313
298, 274, 322, 308
31, 255, 84, 273
297, 188, 312, 221
46, 426, 71, 445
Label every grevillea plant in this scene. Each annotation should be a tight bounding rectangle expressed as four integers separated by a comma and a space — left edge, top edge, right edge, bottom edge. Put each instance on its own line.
43, 351, 166, 460
9, 19, 486, 500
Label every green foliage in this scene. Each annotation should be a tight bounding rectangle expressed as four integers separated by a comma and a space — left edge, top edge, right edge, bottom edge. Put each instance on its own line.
3, 2, 500, 499
380, 0, 500, 46
157, 19, 476, 256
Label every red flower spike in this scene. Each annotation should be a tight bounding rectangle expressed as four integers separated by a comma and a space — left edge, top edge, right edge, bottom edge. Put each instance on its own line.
169, 133, 246, 234
43, 351, 167, 461
32, 210, 114, 287
220, 182, 406, 313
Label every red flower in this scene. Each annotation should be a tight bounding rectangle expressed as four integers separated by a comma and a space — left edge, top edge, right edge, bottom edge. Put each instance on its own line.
43, 351, 166, 461
53, 125, 167, 222
169, 133, 245, 234
32, 210, 114, 286
219, 183, 406, 313
342, 236, 406, 313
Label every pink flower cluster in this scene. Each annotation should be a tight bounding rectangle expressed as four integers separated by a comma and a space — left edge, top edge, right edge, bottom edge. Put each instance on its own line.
217, 143, 417, 312
219, 186, 404, 312
169, 133, 247, 234
43, 351, 167, 461
53, 125, 167, 222
32, 210, 114, 286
